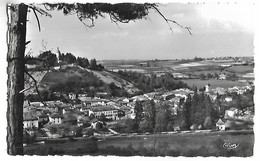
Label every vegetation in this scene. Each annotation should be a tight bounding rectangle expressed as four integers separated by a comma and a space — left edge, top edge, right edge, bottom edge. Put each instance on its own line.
181, 79, 245, 89
116, 70, 188, 93
24, 132, 254, 156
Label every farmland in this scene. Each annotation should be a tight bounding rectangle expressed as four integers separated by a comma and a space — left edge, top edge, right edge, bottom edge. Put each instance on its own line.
180, 79, 247, 89
24, 130, 254, 156
225, 66, 254, 74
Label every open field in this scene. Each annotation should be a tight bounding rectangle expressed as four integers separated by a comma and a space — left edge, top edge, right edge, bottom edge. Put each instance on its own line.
225, 65, 254, 74
24, 131, 254, 156
180, 79, 246, 89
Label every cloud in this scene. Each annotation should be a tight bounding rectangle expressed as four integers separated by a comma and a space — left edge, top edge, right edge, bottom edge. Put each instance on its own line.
157, 28, 182, 37
91, 31, 128, 38
171, 13, 184, 19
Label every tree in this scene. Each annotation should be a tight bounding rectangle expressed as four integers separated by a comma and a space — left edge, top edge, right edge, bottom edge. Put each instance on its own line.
99, 113, 107, 122
7, 3, 191, 155
133, 101, 143, 132
7, 4, 27, 155
38, 50, 57, 67
207, 73, 213, 79
203, 116, 213, 129
138, 120, 153, 133
226, 73, 238, 81
89, 59, 98, 70
154, 109, 169, 132
64, 53, 76, 64
198, 73, 206, 80
214, 72, 219, 79
166, 121, 174, 131
89, 113, 96, 120
183, 94, 192, 129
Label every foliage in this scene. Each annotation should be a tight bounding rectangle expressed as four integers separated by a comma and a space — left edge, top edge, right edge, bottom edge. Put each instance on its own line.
182, 91, 215, 129
44, 3, 155, 26
77, 57, 89, 68
116, 70, 188, 93
166, 121, 174, 131
226, 73, 238, 81
59, 52, 76, 64
38, 50, 57, 67
198, 73, 206, 80
138, 120, 153, 133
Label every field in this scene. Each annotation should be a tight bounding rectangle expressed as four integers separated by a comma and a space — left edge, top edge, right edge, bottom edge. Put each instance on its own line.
24, 131, 254, 156
180, 79, 246, 89
225, 65, 254, 74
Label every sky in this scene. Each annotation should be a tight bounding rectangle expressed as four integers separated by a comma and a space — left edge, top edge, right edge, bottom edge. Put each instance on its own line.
26, 2, 255, 60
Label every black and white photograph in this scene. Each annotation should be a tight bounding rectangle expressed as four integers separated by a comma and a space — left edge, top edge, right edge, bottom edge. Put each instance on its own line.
1, 0, 258, 158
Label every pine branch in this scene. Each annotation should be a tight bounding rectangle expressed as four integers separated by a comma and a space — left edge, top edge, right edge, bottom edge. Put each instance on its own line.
150, 4, 192, 35
24, 70, 46, 106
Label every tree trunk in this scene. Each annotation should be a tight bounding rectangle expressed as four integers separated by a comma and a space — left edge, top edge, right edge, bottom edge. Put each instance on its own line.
7, 3, 28, 155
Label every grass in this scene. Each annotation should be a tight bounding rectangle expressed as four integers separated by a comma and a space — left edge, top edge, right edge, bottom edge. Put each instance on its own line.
181, 79, 246, 89
225, 66, 254, 74
24, 131, 254, 156
97, 131, 254, 156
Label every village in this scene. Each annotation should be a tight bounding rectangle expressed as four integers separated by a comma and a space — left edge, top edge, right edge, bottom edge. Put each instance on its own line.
23, 77, 254, 145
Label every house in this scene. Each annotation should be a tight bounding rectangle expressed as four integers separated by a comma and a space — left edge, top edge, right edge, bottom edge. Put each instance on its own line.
139, 62, 148, 67
224, 120, 233, 130
225, 96, 233, 102
172, 72, 189, 79
120, 105, 135, 119
68, 93, 77, 100
106, 101, 117, 106
90, 118, 105, 130
212, 87, 227, 95
89, 105, 119, 120
37, 113, 49, 127
62, 106, 73, 114
23, 113, 39, 129
129, 95, 149, 102
205, 83, 211, 92
90, 98, 108, 106
49, 113, 63, 124
162, 91, 175, 101
23, 106, 35, 113
77, 115, 90, 127
47, 103, 59, 113
219, 73, 226, 80
118, 100, 128, 106
216, 119, 225, 130
62, 113, 78, 125
95, 92, 109, 98
80, 106, 90, 114
143, 92, 158, 100
82, 101, 92, 107
168, 97, 181, 107
225, 108, 239, 118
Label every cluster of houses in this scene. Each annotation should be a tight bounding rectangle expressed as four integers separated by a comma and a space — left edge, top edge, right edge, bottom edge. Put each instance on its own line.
23, 82, 254, 139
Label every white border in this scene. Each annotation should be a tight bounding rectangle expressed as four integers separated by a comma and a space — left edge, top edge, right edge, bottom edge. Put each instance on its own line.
0, 0, 259, 161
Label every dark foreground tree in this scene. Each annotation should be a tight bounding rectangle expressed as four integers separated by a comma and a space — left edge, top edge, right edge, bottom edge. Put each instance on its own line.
7, 4, 28, 155
7, 3, 191, 155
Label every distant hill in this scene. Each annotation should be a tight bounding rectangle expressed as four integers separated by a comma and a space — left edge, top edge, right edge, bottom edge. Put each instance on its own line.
25, 64, 140, 97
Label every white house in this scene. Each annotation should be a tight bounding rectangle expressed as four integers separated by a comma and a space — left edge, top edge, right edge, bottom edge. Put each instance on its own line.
49, 113, 63, 124
219, 73, 226, 80
23, 113, 39, 129
89, 105, 119, 120
205, 83, 211, 92
225, 97, 233, 102
216, 119, 225, 130
225, 108, 239, 118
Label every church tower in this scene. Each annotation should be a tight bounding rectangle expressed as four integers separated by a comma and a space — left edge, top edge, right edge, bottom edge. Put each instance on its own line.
56, 47, 61, 64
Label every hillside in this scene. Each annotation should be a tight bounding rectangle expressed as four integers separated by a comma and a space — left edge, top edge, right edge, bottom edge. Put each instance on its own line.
24, 71, 48, 96
26, 65, 140, 96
